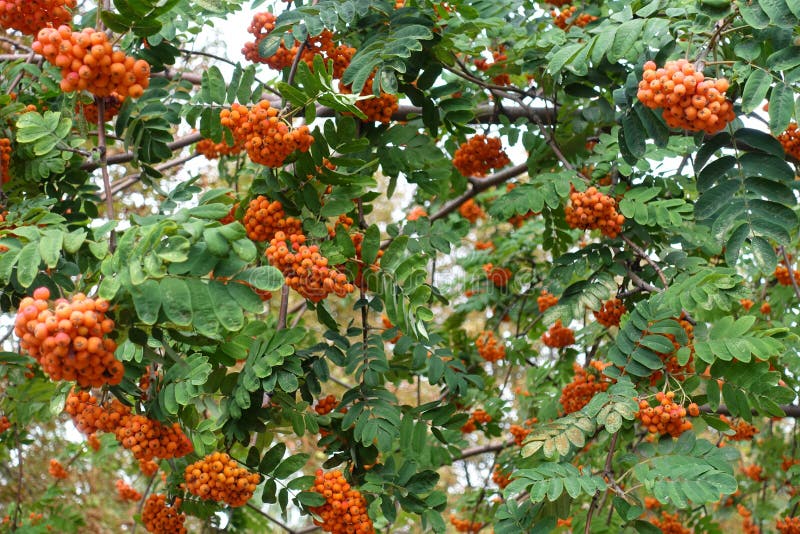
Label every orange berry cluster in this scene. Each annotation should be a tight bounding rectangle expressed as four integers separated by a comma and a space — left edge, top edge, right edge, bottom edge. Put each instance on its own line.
635, 391, 697, 437
349, 231, 384, 289
33, 27, 151, 98
459, 198, 485, 223
242, 12, 293, 69
339, 74, 399, 124
775, 262, 800, 286
473, 48, 510, 86
475, 240, 494, 251
184, 452, 261, 507
483, 263, 511, 287
450, 515, 483, 533
564, 185, 625, 238
742, 464, 765, 482
476, 330, 505, 362
453, 135, 510, 177
220, 101, 313, 167
140, 459, 159, 477
309, 469, 375, 534
736, 505, 760, 534
651, 314, 695, 383
0, 0, 75, 35
242, 196, 303, 242
650, 512, 691, 534
48, 459, 68, 479
461, 409, 492, 433
406, 207, 428, 221
542, 320, 575, 348
196, 137, 244, 160
492, 464, 512, 489
115, 479, 142, 501
87, 433, 101, 451
266, 231, 355, 302
761, 301, 771, 314
637, 59, 734, 134
551, 6, 597, 29
644, 497, 661, 510
510, 424, 531, 446
64, 388, 129, 435
77, 93, 123, 124
777, 517, 800, 534
740, 298, 754, 311
537, 290, 559, 312
778, 123, 800, 160
0, 137, 10, 184
594, 298, 626, 328
315, 395, 338, 415
720, 415, 758, 441
142, 494, 187, 534
15, 287, 123, 388
0, 416, 10, 433
559, 361, 612, 414
381, 314, 401, 343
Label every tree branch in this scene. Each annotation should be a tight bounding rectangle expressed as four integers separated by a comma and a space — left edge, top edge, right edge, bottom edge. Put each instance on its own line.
97, 98, 116, 251
700, 404, 800, 418
779, 246, 800, 303
621, 234, 669, 288
454, 440, 513, 461
98, 153, 201, 201
81, 132, 203, 171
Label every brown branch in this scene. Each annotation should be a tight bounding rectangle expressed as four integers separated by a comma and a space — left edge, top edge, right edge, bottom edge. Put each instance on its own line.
0, 37, 31, 53
7, 52, 35, 95
99, 153, 201, 201
621, 234, 669, 288
246, 503, 301, 533
96, 98, 117, 251
81, 132, 203, 171
316, 103, 555, 125
779, 246, 800, 303
290, 302, 307, 329
455, 440, 514, 461
585, 431, 620, 534
700, 404, 800, 418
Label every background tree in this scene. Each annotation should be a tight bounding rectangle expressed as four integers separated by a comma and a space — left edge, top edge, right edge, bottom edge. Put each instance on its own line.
1, 0, 800, 533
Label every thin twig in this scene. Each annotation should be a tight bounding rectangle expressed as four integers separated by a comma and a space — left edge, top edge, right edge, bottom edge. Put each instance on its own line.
80, 132, 203, 171
97, 98, 116, 251
99, 153, 201, 201
779, 246, 800, 303
7, 52, 35, 95
290, 302, 307, 329
245, 503, 300, 533
131, 474, 157, 534
0, 37, 32, 53
621, 234, 669, 288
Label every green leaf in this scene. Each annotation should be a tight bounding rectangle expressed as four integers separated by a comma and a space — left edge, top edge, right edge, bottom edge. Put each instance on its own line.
16, 242, 41, 288
741, 70, 771, 113
274, 453, 309, 479
130, 279, 162, 325
208, 280, 244, 331
769, 82, 794, 135
38, 231, 62, 268
160, 277, 193, 326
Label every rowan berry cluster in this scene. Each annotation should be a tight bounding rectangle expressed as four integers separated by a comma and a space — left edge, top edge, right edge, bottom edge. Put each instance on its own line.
775, 261, 800, 286
266, 231, 355, 302
142, 494, 187, 534
0, 138, 11, 184
48, 459, 68, 479
492, 465, 512, 489
339, 74, 399, 123
594, 298, 626, 328
242, 12, 293, 69
15, 287, 123, 388
551, 6, 597, 29
315, 395, 338, 415
461, 409, 492, 433
87, 433, 101, 451
406, 207, 428, 221
720, 415, 758, 441
0, 0, 75, 35
740, 298, 754, 311
140, 459, 159, 477
777, 516, 800, 534
184, 452, 261, 507
309, 469, 375, 534
64, 388, 128, 435
652, 314, 695, 383
782, 456, 800, 471
635, 391, 697, 437
77, 93, 123, 124
219, 203, 238, 225
735, 505, 760, 534
449, 515, 483, 533
476, 330, 505, 362
33, 27, 151, 98
761, 301, 771, 314
537, 290, 559, 312
510, 424, 531, 446
196, 137, 244, 160
742, 464, 765, 482
564, 185, 625, 238
644, 497, 661, 510
381, 315, 402, 343
453, 135, 510, 177
459, 199, 485, 223
542, 320, 575, 348
637, 59, 735, 134
220, 101, 314, 168
243, 196, 303, 242
473, 48, 510, 85
650, 511, 691, 534
115, 479, 142, 501
0, 416, 10, 434
349, 231, 384, 288
777, 123, 800, 160
559, 361, 613, 414
483, 263, 511, 288
475, 240, 494, 251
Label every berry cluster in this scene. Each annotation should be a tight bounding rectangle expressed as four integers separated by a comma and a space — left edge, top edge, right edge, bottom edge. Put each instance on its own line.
309, 469, 375, 534
48, 459, 68, 479
476, 330, 505, 362
778, 123, 800, 160
510, 424, 531, 446
142, 494, 187, 534
87, 433, 101, 451
650, 512, 691, 534
140, 459, 159, 477
0, 0, 75, 35
15, 287, 123, 388
242, 12, 294, 69
492, 464, 512, 489
33, 27, 151, 98
483, 263, 511, 288
381, 315, 401, 343
453, 135, 510, 177
473, 48, 510, 85
475, 240, 494, 251
349, 231, 384, 289
196, 137, 244, 160
64, 388, 129, 435
266, 231, 355, 302
77, 93, 123, 124
564, 185, 625, 238
644, 497, 661, 510
651, 314, 695, 383
740, 298, 754, 311
761, 301, 771, 315
720, 415, 758, 441
115, 479, 142, 501
220, 101, 314, 168
559, 361, 613, 414
635, 391, 698, 437
0, 137, 11, 184
742, 464, 765, 482
315, 395, 338, 415
777, 516, 800, 534
184, 452, 261, 507
637, 59, 735, 134
775, 259, 800, 286
542, 320, 575, 348
459, 199, 485, 223
339, 74, 398, 124
406, 207, 428, 221
461, 409, 492, 433
450, 515, 483, 533
0, 416, 10, 434
243, 196, 303, 242
537, 290, 559, 312
551, 6, 597, 29
594, 298, 626, 328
